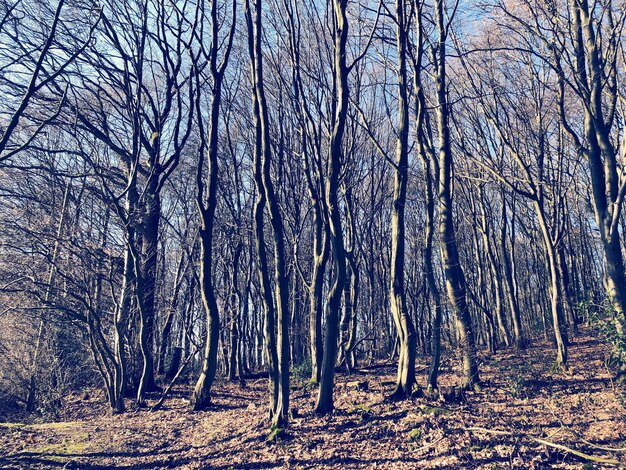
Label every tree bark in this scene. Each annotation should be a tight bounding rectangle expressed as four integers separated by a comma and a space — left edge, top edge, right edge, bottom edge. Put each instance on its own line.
190, 0, 236, 410
315, 0, 349, 415
500, 194, 525, 349
434, 0, 479, 390
245, 0, 290, 427
388, 0, 417, 400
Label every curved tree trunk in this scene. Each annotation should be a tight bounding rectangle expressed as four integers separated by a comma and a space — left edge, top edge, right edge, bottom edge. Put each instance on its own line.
189, 95, 222, 410
190, 0, 236, 410
568, 0, 626, 378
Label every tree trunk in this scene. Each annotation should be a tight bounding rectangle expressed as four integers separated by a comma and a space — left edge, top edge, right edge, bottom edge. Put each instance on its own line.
229, 245, 242, 382
501, 195, 525, 349
190, 0, 235, 407
309, 220, 328, 384
569, 0, 626, 377
245, 0, 290, 427
434, 0, 479, 390
136, 180, 160, 401
389, 0, 417, 400
315, 0, 349, 415
423, 157, 442, 392
536, 205, 568, 368
158, 250, 185, 375
478, 189, 510, 348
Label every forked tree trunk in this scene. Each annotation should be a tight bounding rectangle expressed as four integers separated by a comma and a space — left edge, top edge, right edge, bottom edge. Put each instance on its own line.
414, 3, 442, 393
568, 0, 626, 377
112, 234, 133, 413
245, 0, 290, 427
281, 0, 328, 386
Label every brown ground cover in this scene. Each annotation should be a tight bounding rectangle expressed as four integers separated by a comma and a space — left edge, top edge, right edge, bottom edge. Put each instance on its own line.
1, 330, 625, 469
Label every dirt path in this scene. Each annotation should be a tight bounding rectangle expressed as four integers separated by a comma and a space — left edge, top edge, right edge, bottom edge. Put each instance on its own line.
1, 331, 625, 469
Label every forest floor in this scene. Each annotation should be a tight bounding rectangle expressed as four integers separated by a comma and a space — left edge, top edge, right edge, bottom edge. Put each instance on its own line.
1, 328, 625, 469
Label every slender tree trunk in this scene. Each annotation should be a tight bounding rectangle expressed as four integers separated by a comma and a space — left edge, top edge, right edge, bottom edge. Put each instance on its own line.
27, 181, 72, 411
478, 189, 510, 348
316, 0, 349, 415
558, 242, 578, 336
471, 220, 496, 355
434, 0, 479, 390
501, 195, 524, 349
339, 185, 358, 372
190, 0, 235, 407
112, 235, 132, 413
190, 106, 222, 410
536, 206, 568, 368
423, 157, 442, 391
389, 0, 417, 400
158, 250, 185, 375
346, 254, 360, 369
245, 0, 290, 427
309, 218, 328, 384
229, 245, 242, 381
413, 2, 442, 392
339, 260, 353, 372
281, 0, 328, 386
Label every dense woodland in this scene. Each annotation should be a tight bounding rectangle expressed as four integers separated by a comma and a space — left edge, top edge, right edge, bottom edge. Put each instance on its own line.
1, 0, 626, 466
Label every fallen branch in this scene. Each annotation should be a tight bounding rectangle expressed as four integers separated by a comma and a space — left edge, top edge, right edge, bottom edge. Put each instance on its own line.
413, 436, 445, 454
467, 427, 626, 467
150, 349, 196, 411
545, 398, 626, 452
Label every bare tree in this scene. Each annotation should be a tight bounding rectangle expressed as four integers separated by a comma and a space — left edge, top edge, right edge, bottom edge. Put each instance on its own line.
189, 0, 236, 411
244, 0, 291, 428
